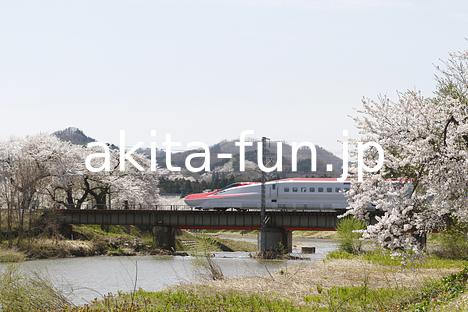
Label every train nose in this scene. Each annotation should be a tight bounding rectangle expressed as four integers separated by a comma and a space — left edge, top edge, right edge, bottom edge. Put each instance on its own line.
184, 194, 204, 207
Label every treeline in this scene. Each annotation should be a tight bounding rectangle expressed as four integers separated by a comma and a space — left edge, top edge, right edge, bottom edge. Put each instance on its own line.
158, 173, 289, 196
159, 174, 237, 196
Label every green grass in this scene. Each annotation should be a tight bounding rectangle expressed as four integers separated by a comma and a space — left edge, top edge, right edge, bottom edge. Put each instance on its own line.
75, 289, 308, 312
303, 267, 467, 311
0, 250, 463, 312
72, 267, 467, 312
215, 236, 257, 252
177, 231, 256, 253
326, 250, 356, 260
406, 266, 467, 311
326, 249, 468, 269
304, 285, 416, 311
72, 224, 140, 240
428, 224, 468, 260
0, 249, 25, 263
0, 265, 69, 311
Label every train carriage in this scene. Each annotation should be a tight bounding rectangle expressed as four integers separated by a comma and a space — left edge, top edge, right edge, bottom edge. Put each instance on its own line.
184, 178, 350, 211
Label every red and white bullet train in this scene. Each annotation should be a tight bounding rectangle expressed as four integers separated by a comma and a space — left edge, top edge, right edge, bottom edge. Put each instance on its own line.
184, 178, 351, 211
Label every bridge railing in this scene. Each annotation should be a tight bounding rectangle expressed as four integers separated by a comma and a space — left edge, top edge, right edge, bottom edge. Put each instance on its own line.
0, 205, 347, 214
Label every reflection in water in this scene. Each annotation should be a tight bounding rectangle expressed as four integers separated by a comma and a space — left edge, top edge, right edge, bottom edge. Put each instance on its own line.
1, 239, 337, 304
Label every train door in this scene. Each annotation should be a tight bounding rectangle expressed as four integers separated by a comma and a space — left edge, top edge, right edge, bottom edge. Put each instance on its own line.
269, 182, 278, 209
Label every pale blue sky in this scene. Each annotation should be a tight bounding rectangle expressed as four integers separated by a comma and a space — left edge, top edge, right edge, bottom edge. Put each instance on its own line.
0, 0, 466, 155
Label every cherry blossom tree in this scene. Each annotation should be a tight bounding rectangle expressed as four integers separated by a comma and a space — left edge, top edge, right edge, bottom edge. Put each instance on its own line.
0, 134, 72, 244
81, 147, 159, 209
0, 134, 159, 216
344, 50, 467, 252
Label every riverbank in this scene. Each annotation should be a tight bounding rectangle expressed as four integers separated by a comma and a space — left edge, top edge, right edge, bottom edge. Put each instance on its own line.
0, 233, 465, 311
71, 251, 467, 311
0, 225, 338, 261
0, 225, 259, 261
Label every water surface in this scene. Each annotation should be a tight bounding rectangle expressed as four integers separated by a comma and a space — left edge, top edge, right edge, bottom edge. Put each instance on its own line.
3, 239, 337, 304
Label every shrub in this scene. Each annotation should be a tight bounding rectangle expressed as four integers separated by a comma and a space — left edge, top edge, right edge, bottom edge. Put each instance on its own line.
434, 221, 468, 260
336, 217, 366, 254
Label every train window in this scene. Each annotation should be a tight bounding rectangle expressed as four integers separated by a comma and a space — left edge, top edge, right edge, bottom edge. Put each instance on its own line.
292, 187, 298, 192
326, 187, 332, 193
301, 187, 307, 192
344, 183, 351, 192
309, 187, 315, 192
272, 184, 276, 190
318, 187, 324, 192
335, 187, 341, 192
284, 187, 290, 192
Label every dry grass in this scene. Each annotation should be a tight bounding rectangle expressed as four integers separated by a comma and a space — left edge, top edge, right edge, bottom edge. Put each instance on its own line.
182, 259, 460, 305
0, 249, 25, 263
293, 231, 336, 239
20, 238, 96, 259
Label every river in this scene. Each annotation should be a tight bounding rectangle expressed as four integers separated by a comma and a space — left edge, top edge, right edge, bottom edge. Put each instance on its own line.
2, 238, 337, 305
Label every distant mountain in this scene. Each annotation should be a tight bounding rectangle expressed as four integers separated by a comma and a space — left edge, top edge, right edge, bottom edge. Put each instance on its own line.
53, 128, 342, 180
53, 127, 95, 145
143, 139, 343, 180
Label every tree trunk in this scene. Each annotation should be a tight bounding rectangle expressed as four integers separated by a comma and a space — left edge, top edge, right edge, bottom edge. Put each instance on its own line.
17, 208, 24, 247
66, 189, 74, 209
0, 208, 3, 243
96, 193, 107, 210
96, 192, 109, 231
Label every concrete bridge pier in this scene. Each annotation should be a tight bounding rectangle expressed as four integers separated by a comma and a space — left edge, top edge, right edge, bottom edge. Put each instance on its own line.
152, 226, 176, 251
258, 227, 292, 256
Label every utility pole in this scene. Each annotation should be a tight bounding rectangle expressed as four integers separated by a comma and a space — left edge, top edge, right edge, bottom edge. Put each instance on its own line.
260, 136, 269, 256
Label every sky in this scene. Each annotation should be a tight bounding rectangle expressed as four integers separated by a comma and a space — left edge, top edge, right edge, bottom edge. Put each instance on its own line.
0, 0, 467, 155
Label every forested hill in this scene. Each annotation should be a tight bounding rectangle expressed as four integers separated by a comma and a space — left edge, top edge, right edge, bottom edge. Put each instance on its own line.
53, 127, 95, 145
53, 127, 343, 194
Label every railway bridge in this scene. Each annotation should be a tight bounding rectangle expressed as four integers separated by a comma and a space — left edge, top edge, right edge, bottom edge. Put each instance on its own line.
56, 208, 348, 254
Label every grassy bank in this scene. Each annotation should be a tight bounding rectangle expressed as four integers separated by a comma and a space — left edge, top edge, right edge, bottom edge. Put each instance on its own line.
0, 226, 257, 262
73, 289, 306, 312
327, 249, 468, 269
0, 249, 25, 263
0, 242, 465, 311
0, 259, 463, 311
0, 216, 464, 310
177, 231, 256, 254
8, 225, 156, 260
0, 224, 156, 261
68, 261, 467, 311
200, 229, 337, 240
